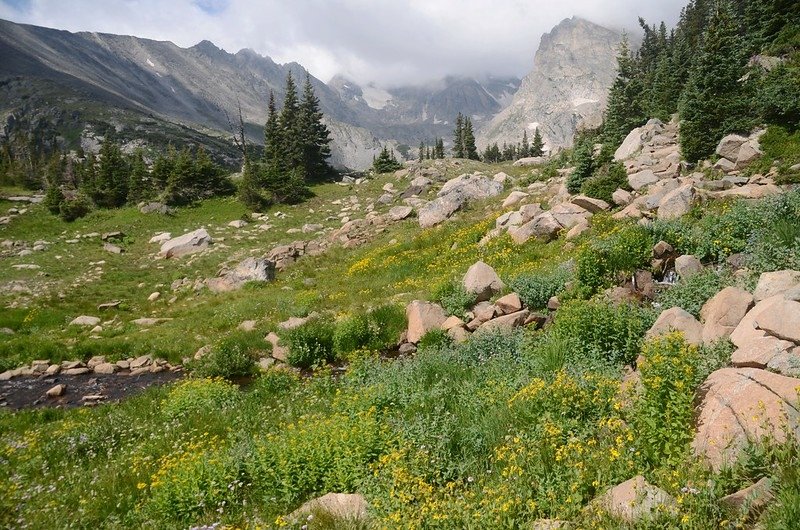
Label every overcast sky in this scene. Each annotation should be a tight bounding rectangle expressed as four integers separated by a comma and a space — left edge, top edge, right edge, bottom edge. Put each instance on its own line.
0, 0, 686, 86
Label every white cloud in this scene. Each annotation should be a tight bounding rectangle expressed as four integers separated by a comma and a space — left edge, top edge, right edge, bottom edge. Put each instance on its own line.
0, 0, 686, 86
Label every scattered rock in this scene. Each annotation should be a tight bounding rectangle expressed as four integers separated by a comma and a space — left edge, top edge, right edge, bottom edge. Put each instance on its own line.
693, 368, 800, 471
149, 232, 172, 244
700, 287, 754, 344
139, 202, 173, 215
93, 363, 117, 375
674, 255, 703, 279
755, 299, 800, 343
288, 493, 369, 524
207, 257, 276, 293
628, 170, 658, 191
720, 477, 773, 517
131, 318, 171, 327
502, 191, 529, 208
571, 195, 610, 213
595, 475, 676, 523
463, 261, 504, 302
238, 320, 257, 332
228, 220, 247, 228
657, 184, 694, 220
69, 315, 101, 327
753, 270, 800, 303
278, 313, 318, 331
406, 301, 447, 344
494, 293, 523, 315
388, 205, 413, 221
476, 309, 530, 334
148, 292, 160, 302
46, 384, 66, 397
646, 307, 703, 346
159, 229, 213, 258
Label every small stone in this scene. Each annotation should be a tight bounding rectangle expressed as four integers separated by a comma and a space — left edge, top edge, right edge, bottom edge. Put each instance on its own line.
675, 255, 703, 279
69, 315, 101, 327
46, 384, 66, 397
148, 292, 161, 302
62, 368, 91, 376
93, 363, 117, 374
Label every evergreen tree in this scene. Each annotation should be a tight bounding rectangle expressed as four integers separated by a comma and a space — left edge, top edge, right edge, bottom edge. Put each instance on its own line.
279, 72, 303, 170
426, 146, 431, 160
42, 153, 65, 215
566, 137, 595, 194
603, 34, 646, 148
462, 117, 479, 160
298, 74, 333, 182
194, 147, 233, 198
679, 1, 751, 162
127, 149, 150, 204
531, 128, 545, 157
151, 148, 175, 192
239, 160, 272, 210
418, 141, 425, 162
435, 138, 445, 159
452, 113, 465, 158
263, 90, 282, 169
373, 146, 403, 173
164, 147, 195, 205
520, 130, 530, 158
92, 138, 128, 208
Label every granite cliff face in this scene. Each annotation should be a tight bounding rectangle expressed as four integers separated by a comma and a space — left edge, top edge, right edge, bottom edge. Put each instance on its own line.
480, 17, 623, 151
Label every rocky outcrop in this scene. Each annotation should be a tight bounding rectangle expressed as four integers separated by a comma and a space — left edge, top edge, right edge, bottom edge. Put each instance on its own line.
463, 261, 504, 302
481, 17, 623, 150
418, 173, 503, 228
206, 257, 276, 293
594, 476, 676, 523
159, 229, 213, 259
646, 307, 703, 346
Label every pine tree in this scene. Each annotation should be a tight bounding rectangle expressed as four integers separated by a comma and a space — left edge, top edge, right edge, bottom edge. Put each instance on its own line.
531, 128, 545, 157
435, 138, 445, 159
566, 138, 595, 194
452, 113, 465, 158
263, 90, 282, 169
679, 1, 751, 162
151, 148, 175, 192
279, 72, 303, 170
373, 146, 403, 173
92, 138, 128, 208
298, 74, 333, 182
520, 130, 530, 158
462, 117, 479, 160
426, 146, 431, 160
194, 148, 232, 198
418, 142, 425, 162
164, 147, 194, 205
127, 149, 150, 203
603, 34, 646, 148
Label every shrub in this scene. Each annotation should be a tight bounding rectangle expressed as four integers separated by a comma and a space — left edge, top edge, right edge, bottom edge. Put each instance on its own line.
162, 378, 239, 418
552, 299, 655, 367
575, 222, 652, 293
417, 329, 452, 352
657, 268, 733, 318
58, 193, 92, 221
191, 331, 260, 379
580, 161, 629, 204
509, 265, 572, 310
333, 314, 372, 357
631, 334, 701, 468
746, 191, 800, 273
432, 280, 476, 318
284, 318, 335, 368
247, 408, 394, 511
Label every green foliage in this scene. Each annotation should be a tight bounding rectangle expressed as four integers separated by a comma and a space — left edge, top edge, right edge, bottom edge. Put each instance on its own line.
162, 377, 240, 418
575, 221, 652, 293
90, 139, 129, 208
756, 60, 800, 130
552, 299, 655, 367
566, 137, 595, 194
531, 127, 544, 157
372, 145, 403, 174
658, 268, 733, 318
58, 192, 92, 221
190, 331, 261, 379
745, 191, 800, 273
247, 407, 394, 512
42, 184, 64, 215
509, 265, 572, 310
631, 334, 700, 468
417, 329, 452, 352
756, 126, 800, 184
603, 35, 646, 148
284, 318, 336, 368
580, 161, 629, 204
432, 280, 476, 318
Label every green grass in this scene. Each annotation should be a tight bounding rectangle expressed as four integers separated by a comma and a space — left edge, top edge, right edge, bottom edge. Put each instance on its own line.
2, 162, 800, 528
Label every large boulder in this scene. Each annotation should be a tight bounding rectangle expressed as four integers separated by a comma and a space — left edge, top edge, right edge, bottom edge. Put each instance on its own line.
735, 140, 763, 169
674, 255, 703, 279
437, 174, 503, 201
463, 261, 504, 302
646, 307, 703, 346
159, 229, 213, 258
476, 309, 529, 334
716, 134, 749, 162
753, 270, 800, 303
730, 336, 797, 373
693, 368, 800, 471
207, 257, 276, 293
510, 213, 562, 244
570, 195, 610, 213
418, 194, 466, 228
700, 287, 754, 344
549, 202, 592, 229
502, 191, 529, 208
406, 301, 447, 344
657, 184, 694, 220
756, 299, 800, 343
595, 476, 676, 523
628, 170, 659, 191
730, 295, 785, 347
614, 126, 645, 161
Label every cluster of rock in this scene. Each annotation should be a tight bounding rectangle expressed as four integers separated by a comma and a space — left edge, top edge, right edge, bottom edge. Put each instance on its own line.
402, 261, 545, 352
417, 173, 504, 228
0, 354, 180, 381
0, 195, 40, 225
612, 119, 778, 223
647, 269, 800, 474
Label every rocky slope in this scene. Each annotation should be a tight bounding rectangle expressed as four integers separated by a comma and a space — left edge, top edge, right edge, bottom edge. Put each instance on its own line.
480, 17, 623, 151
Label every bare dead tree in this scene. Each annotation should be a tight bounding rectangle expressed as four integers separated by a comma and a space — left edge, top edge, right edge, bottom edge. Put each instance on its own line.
224, 98, 249, 169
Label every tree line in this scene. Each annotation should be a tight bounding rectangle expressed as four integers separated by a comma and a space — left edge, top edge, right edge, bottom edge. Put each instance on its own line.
239, 72, 334, 209
603, 0, 799, 162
